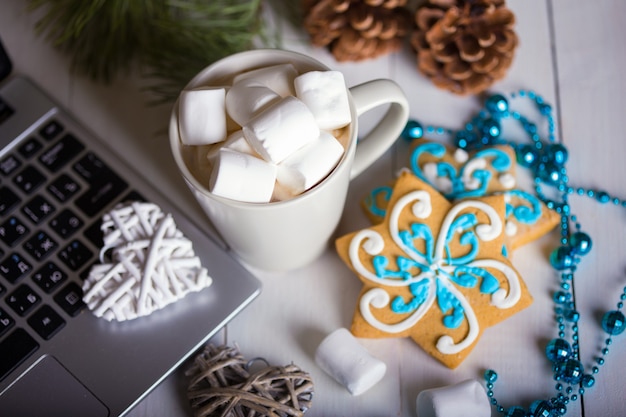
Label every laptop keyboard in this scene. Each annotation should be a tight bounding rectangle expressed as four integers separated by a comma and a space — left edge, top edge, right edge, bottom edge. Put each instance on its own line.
0, 117, 139, 381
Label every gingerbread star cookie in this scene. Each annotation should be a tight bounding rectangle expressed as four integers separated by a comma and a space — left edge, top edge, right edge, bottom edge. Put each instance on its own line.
362, 140, 558, 253
338, 172, 533, 368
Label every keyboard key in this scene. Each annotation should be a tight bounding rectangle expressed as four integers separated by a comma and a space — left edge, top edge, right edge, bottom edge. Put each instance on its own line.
18, 137, 43, 158
23, 231, 58, 261
0, 307, 15, 337
39, 120, 64, 141
22, 195, 56, 224
74, 153, 129, 216
32, 262, 67, 293
58, 240, 93, 271
0, 186, 21, 216
0, 253, 32, 283
49, 209, 83, 238
6, 284, 41, 316
27, 305, 66, 340
54, 282, 86, 317
12, 165, 45, 194
39, 134, 85, 173
75, 176, 128, 217
46, 173, 81, 202
0, 216, 29, 247
73, 152, 111, 183
0, 154, 21, 176
0, 328, 39, 382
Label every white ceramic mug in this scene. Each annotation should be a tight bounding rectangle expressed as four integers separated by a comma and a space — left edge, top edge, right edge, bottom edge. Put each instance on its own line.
169, 49, 409, 271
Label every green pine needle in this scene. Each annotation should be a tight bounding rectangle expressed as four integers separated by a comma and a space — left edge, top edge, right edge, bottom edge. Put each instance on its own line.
27, 0, 272, 101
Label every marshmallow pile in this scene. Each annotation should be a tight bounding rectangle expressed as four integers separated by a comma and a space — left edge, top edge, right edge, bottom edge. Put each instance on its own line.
178, 63, 351, 203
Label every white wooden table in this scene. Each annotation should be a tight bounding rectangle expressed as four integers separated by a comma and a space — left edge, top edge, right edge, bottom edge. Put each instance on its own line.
1, 1, 625, 416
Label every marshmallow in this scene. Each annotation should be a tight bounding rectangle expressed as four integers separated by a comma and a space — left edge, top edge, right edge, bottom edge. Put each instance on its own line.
206, 130, 258, 162
233, 63, 298, 97
225, 82, 281, 127
243, 96, 320, 164
271, 181, 297, 202
416, 379, 491, 417
314, 328, 386, 396
178, 87, 227, 145
277, 130, 344, 194
294, 70, 351, 130
209, 148, 277, 203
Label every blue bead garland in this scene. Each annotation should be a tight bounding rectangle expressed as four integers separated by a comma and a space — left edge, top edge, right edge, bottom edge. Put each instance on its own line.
403, 90, 626, 417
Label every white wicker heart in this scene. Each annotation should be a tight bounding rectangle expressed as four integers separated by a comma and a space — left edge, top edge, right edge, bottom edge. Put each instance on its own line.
82, 202, 212, 321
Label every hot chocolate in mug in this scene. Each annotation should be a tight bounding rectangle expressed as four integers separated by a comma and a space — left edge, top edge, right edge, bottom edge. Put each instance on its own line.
169, 49, 409, 271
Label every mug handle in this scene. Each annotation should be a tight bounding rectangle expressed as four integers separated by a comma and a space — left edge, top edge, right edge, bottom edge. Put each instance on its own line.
348, 79, 410, 179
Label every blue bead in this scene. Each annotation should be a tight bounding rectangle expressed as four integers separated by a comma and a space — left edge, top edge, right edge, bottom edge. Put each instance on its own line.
546, 143, 568, 165
545, 338, 571, 362
601, 310, 626, 335
564, 309, 579, 322
581, 374, 595, 388
455, 130, 475, 149
482, 118, 501, 138
550, 246, 575, 270
402, 120, 423, 140
553, 291, 569, 304
554, 358, 584, 384
552, 400, 567, 416
539, 103, 552, 115
530, 400, 556, 417
569, 232, 592, 255
486, 94, 509, 114
517, 144, 538, 167
484, 369, 498, 383
537, 163, 562, 185
596, 191, 610, 203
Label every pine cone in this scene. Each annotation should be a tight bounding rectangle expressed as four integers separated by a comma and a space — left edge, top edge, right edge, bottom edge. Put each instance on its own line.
411, 0, 518, 95
302, 0, 412, 62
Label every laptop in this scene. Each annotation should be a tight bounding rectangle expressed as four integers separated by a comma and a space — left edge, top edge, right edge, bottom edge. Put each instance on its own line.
0, 37, 261, 416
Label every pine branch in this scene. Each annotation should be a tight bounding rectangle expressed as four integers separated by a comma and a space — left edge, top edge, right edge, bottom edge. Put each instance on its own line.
27, 0, 269, 101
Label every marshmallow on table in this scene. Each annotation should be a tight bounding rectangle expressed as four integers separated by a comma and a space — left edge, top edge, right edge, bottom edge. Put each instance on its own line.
233, 63, 298, 97
314, 328, 386, 396
178, 87, 227, 145
209, 148, 277, 203
243, 96, 320, 164
277, 130, 344, 195
294, 70, 351, 130
225, 81, 281, 127
416, 379, 491, 417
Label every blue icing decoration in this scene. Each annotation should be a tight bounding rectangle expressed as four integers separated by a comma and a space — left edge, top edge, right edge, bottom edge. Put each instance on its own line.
391, 278, 430, 314
410, 142, 447, 184
353, 185, 523, 353
399, 223, 434, 264
436, 280, 465, 329
453, 266, 500, 294
445, 213, 479, 265
373, 255, 424, 281
410, 142, 513, 200
505, 189, 542, 225
475, 148, 512, 172
365, 186, 393, 218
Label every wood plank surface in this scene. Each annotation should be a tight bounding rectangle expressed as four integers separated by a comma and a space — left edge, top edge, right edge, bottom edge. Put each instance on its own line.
1, 0, 624, 416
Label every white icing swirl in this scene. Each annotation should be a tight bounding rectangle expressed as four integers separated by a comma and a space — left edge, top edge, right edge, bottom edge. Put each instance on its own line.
347, 191, 522, 357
